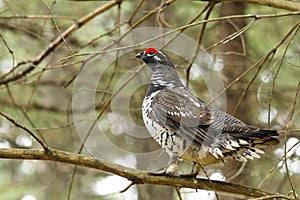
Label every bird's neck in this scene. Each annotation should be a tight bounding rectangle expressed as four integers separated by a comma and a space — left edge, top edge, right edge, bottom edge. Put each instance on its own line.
145, 66, 184, 97
151, 66, 184, 88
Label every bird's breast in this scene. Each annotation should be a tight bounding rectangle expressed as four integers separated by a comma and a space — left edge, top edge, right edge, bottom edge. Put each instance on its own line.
142, 92, 190, 157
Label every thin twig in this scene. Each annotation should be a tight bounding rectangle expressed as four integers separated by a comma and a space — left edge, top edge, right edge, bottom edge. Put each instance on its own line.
0, 33, 15, 79
258, 141, 300, 188
248, 194, 295, 200
266, 22, 300, 198
0, 112, 48, 151
0, 0, 123, 85
283, 81, 300, 199
268, 22, 300, 126
186, 2, 216, 87
41, 0, 75, 55
5, 85, 47, 143
208, 20, 300, 105
0, 15, 75, 20
219, 0, 300, 11
163, 1, 212, 49
175, 187, 183, 200
119, 182, 135, 193
59, 12, 300, 63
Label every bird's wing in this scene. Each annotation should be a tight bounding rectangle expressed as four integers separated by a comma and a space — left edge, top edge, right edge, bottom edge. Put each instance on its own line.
211, 110, 250, 133
206, 110, 279, 161
213, 110, 279, 144
151, 88, 213, 148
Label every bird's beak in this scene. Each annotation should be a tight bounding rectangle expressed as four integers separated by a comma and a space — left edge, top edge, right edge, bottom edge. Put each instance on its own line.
135, 52, 143, 58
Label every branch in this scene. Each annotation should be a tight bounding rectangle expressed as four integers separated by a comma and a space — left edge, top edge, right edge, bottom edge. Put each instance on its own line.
217, 0, 300, 11
0, 0, 123, 85
0, 148, 291, 199
0, 112, 48, 150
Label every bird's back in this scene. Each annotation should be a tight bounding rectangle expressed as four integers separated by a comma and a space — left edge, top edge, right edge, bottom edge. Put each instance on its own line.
136, 47, 279, 174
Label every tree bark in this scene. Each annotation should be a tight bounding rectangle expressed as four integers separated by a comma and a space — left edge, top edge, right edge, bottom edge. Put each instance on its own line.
0, 148, 288, 199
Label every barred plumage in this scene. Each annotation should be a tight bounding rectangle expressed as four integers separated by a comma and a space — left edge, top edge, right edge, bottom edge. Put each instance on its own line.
136, 48, 279, 175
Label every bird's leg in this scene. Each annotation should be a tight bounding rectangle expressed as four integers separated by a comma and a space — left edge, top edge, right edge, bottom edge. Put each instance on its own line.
179, 162, 199, 178
149, 155, 178, 176
191, 162, 200, 176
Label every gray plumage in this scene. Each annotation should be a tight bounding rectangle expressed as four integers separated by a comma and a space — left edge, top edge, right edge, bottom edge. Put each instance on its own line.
136, 48, 279, 174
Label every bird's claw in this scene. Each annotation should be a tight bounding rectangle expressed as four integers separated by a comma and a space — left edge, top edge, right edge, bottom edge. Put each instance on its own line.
179, 172, 198, 178
148, 170, 174, 176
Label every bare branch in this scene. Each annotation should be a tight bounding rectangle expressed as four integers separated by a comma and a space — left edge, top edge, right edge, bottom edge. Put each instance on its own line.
0, 112, 48, 151
0, 148, 291, 199
283, 81, 300, 198
219, 0, 300, 11
0, 0, 123, 85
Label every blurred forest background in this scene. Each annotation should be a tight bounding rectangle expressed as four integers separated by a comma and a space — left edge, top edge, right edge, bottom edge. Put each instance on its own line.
0, 0, 299, 199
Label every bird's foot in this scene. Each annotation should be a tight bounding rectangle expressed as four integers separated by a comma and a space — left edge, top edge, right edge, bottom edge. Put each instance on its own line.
179, 172, 198, 178
179, 162, 199, 178
148, 162, 178, 176
148, 170, 174, 176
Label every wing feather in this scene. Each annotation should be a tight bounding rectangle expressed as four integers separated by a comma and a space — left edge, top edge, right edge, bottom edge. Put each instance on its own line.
151, 88, 212, 148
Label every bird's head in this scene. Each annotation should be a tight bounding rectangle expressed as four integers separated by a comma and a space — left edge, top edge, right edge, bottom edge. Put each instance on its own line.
135, 48, 175, 69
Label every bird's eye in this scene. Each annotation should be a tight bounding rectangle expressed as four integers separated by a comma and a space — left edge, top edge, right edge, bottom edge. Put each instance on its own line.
145, 48, 158, 57
146, 51, 155, 57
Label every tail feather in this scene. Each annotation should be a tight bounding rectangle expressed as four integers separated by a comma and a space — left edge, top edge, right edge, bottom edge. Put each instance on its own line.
208, 128, 280, 162
230, 129, 279, 147
211, 129, 280, 162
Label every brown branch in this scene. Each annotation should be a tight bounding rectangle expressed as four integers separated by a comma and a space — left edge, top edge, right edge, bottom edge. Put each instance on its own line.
0, 0, 123, 85
0, 148, 292, 199
283, 81, 300, 199
31, 0, 122, 65
0, 112, 48, 151
218, 0, 300, 11
0, 15, 75, 20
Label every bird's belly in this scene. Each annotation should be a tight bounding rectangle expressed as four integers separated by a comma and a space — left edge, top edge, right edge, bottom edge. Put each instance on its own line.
143, 113, 188, 156
142, 95, 221, 166
181, 145, 222, 166
143, 111, 221, 165
142, 96, 187, 157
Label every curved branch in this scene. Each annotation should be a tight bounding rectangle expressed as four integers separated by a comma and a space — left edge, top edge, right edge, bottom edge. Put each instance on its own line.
0, 0, 123, 85
218, 0, 300, 11
0, 148, 291, 199
0, 112, 48, 150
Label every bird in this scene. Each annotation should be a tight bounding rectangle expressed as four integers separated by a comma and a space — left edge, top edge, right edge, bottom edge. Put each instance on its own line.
135, 47, 279, 175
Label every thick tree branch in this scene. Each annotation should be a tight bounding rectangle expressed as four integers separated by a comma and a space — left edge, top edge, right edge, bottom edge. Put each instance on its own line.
0, 148, 292, 199
218, 0, 300, 11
